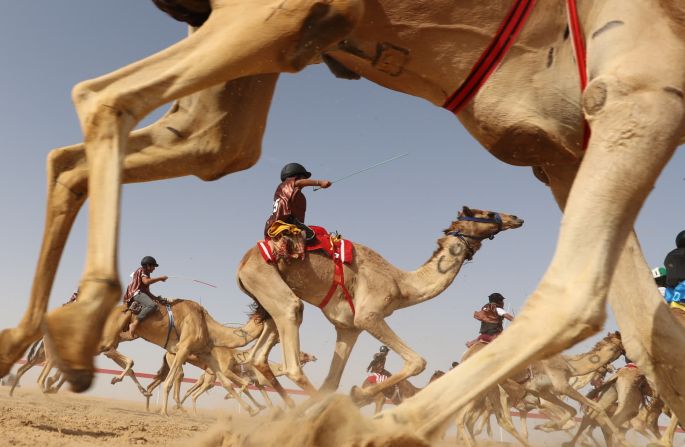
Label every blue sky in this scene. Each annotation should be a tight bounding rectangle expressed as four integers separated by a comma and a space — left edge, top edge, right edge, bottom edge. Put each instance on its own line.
1, 1, 683, 406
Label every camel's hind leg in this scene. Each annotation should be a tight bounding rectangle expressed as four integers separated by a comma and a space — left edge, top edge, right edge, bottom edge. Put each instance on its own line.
240, 258, 318, 401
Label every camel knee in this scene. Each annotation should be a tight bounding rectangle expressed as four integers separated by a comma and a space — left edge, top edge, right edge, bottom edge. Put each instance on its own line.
72, 82, 138, 139
407, 356, 427, 376
283, 300, 304, 325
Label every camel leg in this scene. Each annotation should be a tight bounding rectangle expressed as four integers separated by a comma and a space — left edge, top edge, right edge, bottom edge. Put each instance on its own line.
256, 386, 274, 408
350, 318, 426, 405
213, 370, 259, 416
242, 261, 318, 401
320, 327, 361, 392
378, 21, 685, 438
242, 388, 267, 412
490, 386, 532, 447
181, 372, 206, 406
174, 370, 185, 409
2, 46, 281, 389
104, 349, 149, 396
656, 415, 679, 447
36, 361, 54, 393
160, 346, 192, 416
9, 354, 43, 397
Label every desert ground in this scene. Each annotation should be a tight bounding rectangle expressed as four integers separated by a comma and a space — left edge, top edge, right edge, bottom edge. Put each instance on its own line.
0, 386, 218, 447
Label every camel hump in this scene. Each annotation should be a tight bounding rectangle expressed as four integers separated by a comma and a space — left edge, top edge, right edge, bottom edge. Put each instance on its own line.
151, 0, 211, 27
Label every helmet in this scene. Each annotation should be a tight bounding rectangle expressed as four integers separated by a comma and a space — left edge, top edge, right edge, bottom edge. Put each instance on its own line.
140, 256, 159, 267
488, 292, 505, 303
379, 345, 389, 353
676, 230, 685, 248
280, 163, 311, 181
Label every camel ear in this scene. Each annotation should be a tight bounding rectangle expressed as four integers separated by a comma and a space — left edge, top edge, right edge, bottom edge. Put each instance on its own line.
462, 206, 474, 216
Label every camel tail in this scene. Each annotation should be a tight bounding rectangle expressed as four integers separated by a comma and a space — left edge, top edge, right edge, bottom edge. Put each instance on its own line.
238, 278, 272, 323
26, 339, 44, 363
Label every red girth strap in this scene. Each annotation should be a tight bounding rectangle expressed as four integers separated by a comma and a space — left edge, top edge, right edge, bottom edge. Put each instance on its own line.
566, 0, 590, 149
319, 257, 355, 315
443, 0, 537, 114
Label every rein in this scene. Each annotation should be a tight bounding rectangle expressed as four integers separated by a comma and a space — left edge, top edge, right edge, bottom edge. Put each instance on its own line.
446, 213, 503, 261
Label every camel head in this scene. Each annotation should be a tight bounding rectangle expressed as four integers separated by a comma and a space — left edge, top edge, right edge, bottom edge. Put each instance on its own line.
429, 370, 445, 383
299, 351, 317, 365
445, 206, 524, 241
596, 331, 625, 360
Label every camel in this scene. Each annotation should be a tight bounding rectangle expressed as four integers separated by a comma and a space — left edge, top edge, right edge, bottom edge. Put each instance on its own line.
457, 332, 625, 446
566, 364, 653, 447
96, 297, 271, 416
145, 349, 318, 413
9, 338, 147, 397
360, 369, 445, 415
239, 206, 523, 404
1, 1, 685, 443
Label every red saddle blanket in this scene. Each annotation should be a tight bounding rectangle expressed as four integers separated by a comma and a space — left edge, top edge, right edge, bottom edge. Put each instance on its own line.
256, 226, 356, 314
257, 226, 354, 264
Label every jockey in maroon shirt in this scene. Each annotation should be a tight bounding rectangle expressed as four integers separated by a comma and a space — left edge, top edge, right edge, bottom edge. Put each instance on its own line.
264, 163, 331, 239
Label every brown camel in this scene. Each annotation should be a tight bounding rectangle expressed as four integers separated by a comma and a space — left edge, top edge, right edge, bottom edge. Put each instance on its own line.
146, 349, 318, 413
1, 1, 685, 443
238, 207, 523, 405
96, 298, 270, 415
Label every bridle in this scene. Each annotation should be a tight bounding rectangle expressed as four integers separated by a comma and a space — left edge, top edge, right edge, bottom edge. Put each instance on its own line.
446, 213, 504, 260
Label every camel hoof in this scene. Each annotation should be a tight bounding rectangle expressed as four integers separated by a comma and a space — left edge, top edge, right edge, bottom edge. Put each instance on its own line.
349, 385, 371, 405
110, 377, 120, 385
64, 369, 94, 393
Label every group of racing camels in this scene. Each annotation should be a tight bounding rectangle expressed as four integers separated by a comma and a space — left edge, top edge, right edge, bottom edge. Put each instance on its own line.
1, 0, 685, 445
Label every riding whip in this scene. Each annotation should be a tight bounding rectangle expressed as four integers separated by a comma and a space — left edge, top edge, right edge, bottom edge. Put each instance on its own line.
313, 152, 409, 191
167, 276, 218, 288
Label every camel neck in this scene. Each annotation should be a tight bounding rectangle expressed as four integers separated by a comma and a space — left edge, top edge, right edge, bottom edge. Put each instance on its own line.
400, 235, 479, 307
564, 344, 621, 376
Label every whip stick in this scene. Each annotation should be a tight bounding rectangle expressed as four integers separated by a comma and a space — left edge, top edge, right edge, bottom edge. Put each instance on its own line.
167, 276, 218, 288
313, 152, 409, 191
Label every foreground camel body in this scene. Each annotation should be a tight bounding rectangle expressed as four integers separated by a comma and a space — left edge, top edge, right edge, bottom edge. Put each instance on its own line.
0, 1, 684, 443
239, 207, 523, 404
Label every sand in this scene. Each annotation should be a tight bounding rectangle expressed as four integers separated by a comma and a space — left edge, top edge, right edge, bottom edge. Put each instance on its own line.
0, 386, 216, 446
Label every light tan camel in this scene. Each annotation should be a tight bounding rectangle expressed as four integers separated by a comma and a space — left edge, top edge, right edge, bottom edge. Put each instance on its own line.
146, 349, 317, 413
1, 1, 685, 444
456, 332, 625, 446
239, 207, 523, 404
566, 365, 652, 447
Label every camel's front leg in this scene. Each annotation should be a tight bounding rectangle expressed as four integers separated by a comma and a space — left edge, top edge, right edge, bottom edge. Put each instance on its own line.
376, 12, 684, 441
320, 326, 360, 392
38, 0, 362, 391
350, 317, 426, 405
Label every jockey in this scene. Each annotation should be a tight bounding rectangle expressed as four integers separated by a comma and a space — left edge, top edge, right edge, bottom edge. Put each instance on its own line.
121, 256, 169, 340
366, 345, 392, 381
466, 292, 514, 347
264, 163, 331, 240
661, 231, 685, 320
65, 288, 79, 305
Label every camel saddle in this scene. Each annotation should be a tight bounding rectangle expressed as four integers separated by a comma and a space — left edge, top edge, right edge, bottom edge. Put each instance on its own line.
258, 225, 354, 264
258, 225, 356, 314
